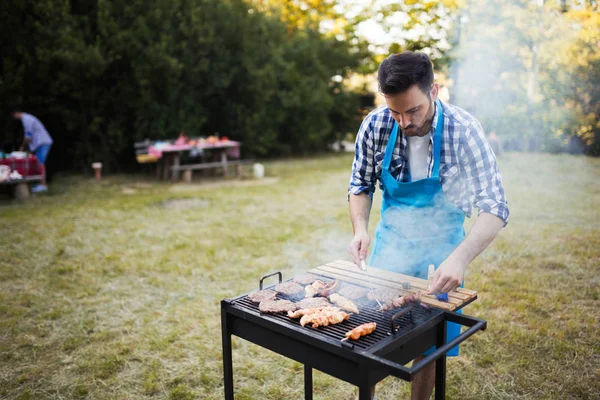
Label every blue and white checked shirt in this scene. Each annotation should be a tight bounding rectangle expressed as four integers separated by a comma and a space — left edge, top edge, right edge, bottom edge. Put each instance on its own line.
348, 101, 509, 224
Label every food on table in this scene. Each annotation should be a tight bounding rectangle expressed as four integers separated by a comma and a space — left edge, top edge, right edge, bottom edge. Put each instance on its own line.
338, 284, 369, 300
248, 289, 277, 303
293, 273, 319, 285
345, 323, 377, 340
295, 297, 332, 309
259, 299, 297, 313
329, 293, 359, 314
305, 280, 326, 298
287, 306, 341, 319
299, 309, 350, 328
274, 281, 304, 296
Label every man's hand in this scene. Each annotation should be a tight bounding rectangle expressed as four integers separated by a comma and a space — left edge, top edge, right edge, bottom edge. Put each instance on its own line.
428, 256, 466, 294
348, 231, 371, 268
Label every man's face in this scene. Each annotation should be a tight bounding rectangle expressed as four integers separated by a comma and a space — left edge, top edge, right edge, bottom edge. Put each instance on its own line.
383, 84, 438, 137
11, 112, 22, 120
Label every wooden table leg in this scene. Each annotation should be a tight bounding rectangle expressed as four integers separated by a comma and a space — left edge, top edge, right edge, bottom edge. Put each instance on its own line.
220, 151, 229, 177
13, 182, 29, 201
162, 154, 171, 181
171, 153, 181, 182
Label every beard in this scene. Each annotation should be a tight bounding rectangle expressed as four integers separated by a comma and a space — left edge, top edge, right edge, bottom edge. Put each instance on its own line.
403, 100, 435, 137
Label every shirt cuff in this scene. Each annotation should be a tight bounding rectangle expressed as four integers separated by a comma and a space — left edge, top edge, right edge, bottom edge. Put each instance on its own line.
347, 185, 375, 201
477, 201, 510, 226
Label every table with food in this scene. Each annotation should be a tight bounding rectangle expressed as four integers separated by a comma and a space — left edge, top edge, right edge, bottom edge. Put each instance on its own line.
136, 133, 242, 181
0, 151, 44, 199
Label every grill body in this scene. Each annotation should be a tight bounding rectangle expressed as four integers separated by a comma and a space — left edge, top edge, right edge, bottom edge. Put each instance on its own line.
221, 272, 486, 400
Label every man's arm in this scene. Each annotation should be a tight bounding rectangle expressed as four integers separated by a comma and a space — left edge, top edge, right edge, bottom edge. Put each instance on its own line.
347, 115, 377, 266
429, 212, 504, 293
20, 135, 31, 152
429, 120, 509, 294
348, 193, 373, 266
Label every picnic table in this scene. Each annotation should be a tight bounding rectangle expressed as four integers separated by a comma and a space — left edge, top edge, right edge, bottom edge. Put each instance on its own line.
137, 138, 245, 182
0, 154, 43, 200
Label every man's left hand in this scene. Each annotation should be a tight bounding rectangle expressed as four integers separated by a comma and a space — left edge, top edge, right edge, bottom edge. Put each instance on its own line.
427, 257, 466, 294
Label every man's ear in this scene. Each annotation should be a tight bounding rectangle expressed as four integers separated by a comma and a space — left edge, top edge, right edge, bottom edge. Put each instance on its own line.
430, 83, 439, 102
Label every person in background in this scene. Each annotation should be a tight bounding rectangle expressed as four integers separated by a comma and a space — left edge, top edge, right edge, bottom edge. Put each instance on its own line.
488, 130, 504, 157
10, 106, 53, 192
347, 52, 509, 399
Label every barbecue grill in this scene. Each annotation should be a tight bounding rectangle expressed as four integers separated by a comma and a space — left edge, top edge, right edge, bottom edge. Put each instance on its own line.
221, 260, 486, 399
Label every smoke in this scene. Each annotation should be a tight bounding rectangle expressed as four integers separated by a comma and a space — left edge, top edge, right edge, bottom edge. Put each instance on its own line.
448, 0, 579, 152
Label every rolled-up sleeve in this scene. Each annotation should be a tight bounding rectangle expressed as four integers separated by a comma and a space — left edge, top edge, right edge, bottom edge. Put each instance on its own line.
348, 117, 376, 199
460, 120, 509, 225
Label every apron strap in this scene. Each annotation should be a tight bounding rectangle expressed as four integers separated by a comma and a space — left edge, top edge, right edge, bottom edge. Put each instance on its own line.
431, 99, 444, 179
382, 119, 399, 170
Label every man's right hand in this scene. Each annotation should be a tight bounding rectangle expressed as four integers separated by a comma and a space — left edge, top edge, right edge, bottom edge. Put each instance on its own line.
348, 231, 371, 267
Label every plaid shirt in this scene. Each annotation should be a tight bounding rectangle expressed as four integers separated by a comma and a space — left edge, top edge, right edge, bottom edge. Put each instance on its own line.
349, 101, 509, 224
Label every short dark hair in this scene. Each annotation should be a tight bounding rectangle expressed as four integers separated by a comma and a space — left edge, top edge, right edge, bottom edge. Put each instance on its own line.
377, 51, 434, 96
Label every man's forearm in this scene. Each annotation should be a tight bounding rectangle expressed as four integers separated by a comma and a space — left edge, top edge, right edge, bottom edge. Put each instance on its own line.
349, 193, 373, 234
450, 212, 505, 265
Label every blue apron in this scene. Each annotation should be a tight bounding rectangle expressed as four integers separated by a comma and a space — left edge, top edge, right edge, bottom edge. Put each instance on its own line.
369, 99, 465, 356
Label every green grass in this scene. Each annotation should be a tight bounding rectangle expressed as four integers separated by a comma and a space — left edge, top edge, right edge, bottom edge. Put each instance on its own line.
0, 152, 598, 399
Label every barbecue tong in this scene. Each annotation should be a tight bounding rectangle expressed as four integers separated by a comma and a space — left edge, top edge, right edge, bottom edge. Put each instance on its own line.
361, 259, 384, 309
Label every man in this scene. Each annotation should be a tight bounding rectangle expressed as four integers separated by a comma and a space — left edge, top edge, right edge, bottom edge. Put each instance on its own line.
347, 52, 508, 399
10, 107, 53, 192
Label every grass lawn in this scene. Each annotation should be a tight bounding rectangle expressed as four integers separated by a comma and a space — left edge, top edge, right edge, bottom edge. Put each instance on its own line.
0, 152, 598, 399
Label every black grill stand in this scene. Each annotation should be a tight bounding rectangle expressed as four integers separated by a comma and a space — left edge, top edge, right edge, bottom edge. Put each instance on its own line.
221, 297, 485, 400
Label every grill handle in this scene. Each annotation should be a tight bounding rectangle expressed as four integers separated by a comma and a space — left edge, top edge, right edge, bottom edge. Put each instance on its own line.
365, 311, 487, 381
259, 271, 282, 290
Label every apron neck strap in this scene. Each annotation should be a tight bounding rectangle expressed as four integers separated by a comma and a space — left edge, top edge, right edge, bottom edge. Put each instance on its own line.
382, 120, 398, 170
431, 99, 444, 179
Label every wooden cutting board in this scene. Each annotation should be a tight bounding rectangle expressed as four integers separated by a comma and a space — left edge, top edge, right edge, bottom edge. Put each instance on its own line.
309, 259, 478, 311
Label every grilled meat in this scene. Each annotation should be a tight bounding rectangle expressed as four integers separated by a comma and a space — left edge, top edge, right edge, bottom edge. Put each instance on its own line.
248, 289, 277, 303
295, 297, 332, 309
379, 291, 423, 311
293, 273, 319, 285
345, 322, 377, 340
338, 284, 369, 300
329, 293, 359, 314
287, 306, 341, 319
318, 279, 340, 297
299, 309, 349, 328
304, 280, 325, 298
258, 299, 297, 313
274, 281, 304, 296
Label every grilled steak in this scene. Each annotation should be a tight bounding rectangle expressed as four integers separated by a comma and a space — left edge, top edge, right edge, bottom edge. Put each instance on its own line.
293, 273, 319, 285
338, 284, 369, 300
259, 299, 297, 313
274, 281, 304, 296
248, 289, 277, 303
295, 297, 332, 309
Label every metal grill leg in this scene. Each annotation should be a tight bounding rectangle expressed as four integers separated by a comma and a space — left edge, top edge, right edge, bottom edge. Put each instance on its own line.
304, 365, 313, 400
435, 322, 447, 400
221, 311, 234, 400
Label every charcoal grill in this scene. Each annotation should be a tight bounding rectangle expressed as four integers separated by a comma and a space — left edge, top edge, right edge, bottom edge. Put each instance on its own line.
221, 260, 486, 400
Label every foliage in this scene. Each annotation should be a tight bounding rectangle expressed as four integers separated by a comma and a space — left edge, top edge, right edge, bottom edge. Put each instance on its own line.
450, 0, 600, 155
0, 0, 363, 171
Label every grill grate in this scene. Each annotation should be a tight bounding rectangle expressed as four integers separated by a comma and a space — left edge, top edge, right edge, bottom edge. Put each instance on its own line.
232, 275, 441, 351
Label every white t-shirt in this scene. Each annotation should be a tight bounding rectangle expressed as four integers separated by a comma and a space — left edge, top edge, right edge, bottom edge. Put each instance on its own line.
407, 133, 431, 181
